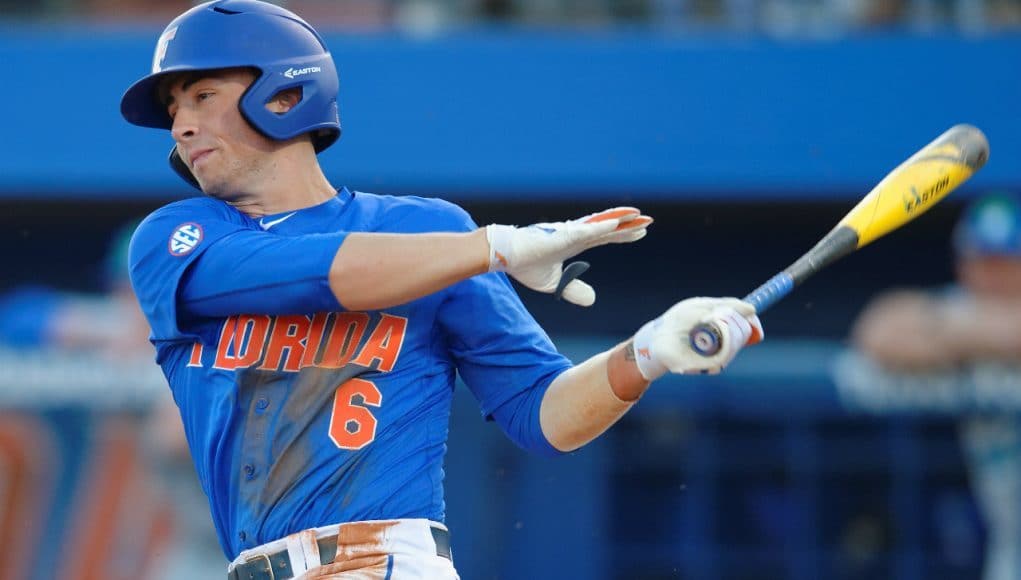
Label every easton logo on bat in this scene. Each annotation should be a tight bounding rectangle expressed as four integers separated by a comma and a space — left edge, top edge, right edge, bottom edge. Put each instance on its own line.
903, 175, 951, 213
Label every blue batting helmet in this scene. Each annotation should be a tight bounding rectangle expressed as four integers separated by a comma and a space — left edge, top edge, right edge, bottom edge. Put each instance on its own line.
953, 192, 1021, 258
120, 0, 341, 189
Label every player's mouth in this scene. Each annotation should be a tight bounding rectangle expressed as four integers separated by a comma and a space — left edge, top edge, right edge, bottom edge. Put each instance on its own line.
189, 149, 215, 167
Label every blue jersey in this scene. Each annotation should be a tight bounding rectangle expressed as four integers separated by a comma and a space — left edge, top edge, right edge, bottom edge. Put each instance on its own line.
128, 188, 571, 559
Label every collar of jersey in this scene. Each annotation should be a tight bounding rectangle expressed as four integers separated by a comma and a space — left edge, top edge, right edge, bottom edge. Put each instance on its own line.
257, 187, 351, 230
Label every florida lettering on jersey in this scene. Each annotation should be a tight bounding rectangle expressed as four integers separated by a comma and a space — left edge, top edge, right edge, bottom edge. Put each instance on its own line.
187, 312, 407, 373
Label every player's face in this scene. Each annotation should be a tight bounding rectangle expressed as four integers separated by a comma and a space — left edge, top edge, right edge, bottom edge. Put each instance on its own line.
164, 69, 277, 199
957, 255, 1021, 298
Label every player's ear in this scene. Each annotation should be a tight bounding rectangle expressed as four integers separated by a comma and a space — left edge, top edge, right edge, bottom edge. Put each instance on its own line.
267, 87, 303, 114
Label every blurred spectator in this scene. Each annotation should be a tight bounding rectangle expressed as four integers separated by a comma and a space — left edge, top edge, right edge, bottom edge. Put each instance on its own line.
0, 220, 149, 355
851, 192, 1021, 580
0, 0, 47, 17
9, 0, 1021, 32
81, 0, 194, 23
275, 0, 395, 29
0, 220, 224, 580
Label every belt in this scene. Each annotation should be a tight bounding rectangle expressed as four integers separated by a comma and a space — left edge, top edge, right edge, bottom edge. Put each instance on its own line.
227, 526, 451, 580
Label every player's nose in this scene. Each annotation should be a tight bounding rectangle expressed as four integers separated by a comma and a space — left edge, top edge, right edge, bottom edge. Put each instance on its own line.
170, 109, 198, 143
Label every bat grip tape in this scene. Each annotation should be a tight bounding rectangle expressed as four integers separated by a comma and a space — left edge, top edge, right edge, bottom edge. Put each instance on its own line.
743, 272, 794, 313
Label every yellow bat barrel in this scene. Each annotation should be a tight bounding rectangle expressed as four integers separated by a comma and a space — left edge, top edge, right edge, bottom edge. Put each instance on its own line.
691, 124, 990, 355
839, 124, 989, 248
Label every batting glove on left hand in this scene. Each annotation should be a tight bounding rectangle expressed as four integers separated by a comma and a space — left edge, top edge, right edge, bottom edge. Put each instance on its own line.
485, 207, 652, 306
631, 297, 764, 380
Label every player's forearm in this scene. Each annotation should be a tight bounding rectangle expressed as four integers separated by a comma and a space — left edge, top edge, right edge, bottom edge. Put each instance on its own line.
539, 342, 651, 452
942, 299, 1021, 360
329, 230, 490, 311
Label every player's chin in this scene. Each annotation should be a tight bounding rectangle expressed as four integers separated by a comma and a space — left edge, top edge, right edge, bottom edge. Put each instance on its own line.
195, 176, 228, 199
202, 182, 248, 204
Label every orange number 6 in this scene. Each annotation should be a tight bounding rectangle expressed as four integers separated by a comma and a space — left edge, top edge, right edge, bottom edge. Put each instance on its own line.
328, 378, 382, 450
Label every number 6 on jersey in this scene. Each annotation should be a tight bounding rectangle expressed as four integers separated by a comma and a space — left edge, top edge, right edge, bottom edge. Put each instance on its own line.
329, 378, 382, 450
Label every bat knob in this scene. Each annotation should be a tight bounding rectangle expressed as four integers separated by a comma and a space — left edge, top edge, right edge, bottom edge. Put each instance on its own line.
689, 323, 723, 356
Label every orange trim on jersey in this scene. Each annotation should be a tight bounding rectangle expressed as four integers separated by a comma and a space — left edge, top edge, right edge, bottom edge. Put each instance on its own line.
259, 315, 312, 372
351, 313, 407, 372
320, 313, 369, 369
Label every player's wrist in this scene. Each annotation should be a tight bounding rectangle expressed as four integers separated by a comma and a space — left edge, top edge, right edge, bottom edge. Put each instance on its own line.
607, 340, 652, 400
631, 318, 668, 381
468, 228, 492, 276
484, 224, 515, 273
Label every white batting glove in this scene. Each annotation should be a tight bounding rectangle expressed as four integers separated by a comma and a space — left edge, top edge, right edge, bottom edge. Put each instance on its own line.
485, 207, 652, 306
631, 297, 764, 380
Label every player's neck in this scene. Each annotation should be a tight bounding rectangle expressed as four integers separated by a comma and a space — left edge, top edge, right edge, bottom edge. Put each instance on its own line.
228, 143, 337, 218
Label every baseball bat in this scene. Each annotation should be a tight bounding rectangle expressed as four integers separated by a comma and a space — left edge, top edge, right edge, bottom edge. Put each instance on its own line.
689, 123, 989, 356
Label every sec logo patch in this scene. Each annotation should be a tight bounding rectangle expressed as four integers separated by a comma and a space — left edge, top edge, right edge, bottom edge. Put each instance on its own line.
168, 223, 203, 256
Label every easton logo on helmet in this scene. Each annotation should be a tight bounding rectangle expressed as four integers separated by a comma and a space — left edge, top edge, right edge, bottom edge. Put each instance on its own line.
284, 66, 322, 79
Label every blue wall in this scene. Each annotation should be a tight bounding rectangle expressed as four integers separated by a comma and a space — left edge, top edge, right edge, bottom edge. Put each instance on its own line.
1, 27, 1018, 199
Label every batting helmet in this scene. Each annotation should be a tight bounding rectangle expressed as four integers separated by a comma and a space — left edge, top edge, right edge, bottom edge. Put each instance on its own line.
953, 192, 1021, 258
120, 0, 341, 189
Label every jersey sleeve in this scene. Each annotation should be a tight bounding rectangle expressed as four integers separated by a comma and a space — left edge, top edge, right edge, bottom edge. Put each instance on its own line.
432, 204, 572, 419
440, 273, 572, 411
128, 199, 344, 344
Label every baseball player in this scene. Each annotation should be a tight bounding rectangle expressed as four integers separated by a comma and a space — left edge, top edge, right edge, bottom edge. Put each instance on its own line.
852, 193, 1021, 580
121, 2, 764, 578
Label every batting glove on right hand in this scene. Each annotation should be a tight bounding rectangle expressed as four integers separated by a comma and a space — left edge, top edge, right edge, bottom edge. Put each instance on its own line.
631, 297, 764, 380
485, 207, 652, 306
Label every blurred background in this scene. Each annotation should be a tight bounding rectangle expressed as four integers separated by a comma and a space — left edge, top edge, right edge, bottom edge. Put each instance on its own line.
1, 0, 1021, 579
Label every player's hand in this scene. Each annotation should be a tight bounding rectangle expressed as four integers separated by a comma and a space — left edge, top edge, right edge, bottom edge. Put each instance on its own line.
485, 207, 652, 306
851, 290, 961, 371
631, 297, 764, 380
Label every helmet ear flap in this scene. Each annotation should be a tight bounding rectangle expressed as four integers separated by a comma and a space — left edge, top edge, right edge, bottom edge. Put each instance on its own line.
238, 54, 340, 147
169, 146, 201, 191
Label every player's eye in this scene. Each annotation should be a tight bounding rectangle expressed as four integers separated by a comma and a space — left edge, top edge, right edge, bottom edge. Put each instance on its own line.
196, 91, 214, 102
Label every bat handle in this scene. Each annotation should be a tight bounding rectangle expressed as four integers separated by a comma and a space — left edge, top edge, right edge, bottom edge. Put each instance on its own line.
742, 272, 795, 312
688, 272, 794, 356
